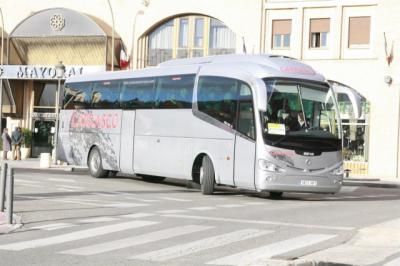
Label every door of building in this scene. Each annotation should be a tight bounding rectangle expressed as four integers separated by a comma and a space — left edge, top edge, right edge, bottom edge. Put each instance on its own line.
32, 120, 55, 158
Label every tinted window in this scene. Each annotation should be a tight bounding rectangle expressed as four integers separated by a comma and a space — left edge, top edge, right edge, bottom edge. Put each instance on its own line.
156, 75, 195, 109
120, 78, 156, 109
197, 76, 238, 127
63, 82, 92, 110
92, 81, 121, 109
237, 84, 255, 139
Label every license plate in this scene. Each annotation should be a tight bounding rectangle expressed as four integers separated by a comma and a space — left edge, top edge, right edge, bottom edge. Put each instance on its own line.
300, 180, 318, 186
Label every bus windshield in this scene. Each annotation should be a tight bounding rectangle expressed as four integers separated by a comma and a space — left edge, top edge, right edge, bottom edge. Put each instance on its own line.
262, 79, 342, 152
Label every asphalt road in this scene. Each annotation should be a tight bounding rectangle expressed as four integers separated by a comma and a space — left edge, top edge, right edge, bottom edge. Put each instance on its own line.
0, 170, 399, 266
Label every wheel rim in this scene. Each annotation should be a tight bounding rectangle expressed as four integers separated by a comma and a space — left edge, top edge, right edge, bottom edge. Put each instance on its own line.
90, 151, 100, 173
199, 166, 204, 184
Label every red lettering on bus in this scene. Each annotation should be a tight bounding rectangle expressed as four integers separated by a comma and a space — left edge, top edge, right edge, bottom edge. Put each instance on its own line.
69, 112, 119, 129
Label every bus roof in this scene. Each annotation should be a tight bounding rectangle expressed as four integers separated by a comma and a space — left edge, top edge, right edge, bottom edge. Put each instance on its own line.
66, 54, 326, 84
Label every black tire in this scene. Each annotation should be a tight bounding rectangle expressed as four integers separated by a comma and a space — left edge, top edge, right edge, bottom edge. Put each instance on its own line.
88, 147, 109, 178
200, 156, 215, 195
108, 171, 118, 177
269, 191, 283, 199
141, 175, 166, 183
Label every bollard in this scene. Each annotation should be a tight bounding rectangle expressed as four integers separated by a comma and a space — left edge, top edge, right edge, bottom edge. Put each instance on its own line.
0, 162, 7, 212
6, 167, 14, 224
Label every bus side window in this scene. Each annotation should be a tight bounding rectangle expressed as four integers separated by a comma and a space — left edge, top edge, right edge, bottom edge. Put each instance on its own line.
197, 76, 238, 127
120, 78, 156, 109
63, 82, 92, 110
92, 81, 121, 109
155, 75, 195, 109
237, 83, 255, 139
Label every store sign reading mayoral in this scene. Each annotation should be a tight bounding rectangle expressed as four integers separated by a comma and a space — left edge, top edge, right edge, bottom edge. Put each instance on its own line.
0, 65, 105, 80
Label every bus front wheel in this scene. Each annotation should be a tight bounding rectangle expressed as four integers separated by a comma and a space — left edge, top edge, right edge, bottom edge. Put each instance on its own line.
200, 156, 215, 195
88, 147, 109, 178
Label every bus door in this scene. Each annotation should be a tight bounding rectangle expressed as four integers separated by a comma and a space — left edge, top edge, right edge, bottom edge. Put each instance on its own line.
119, 110, 135, 173
234, 83, 256, 189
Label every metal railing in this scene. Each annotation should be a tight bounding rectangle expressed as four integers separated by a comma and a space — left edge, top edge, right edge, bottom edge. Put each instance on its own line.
0, 162, 15, 224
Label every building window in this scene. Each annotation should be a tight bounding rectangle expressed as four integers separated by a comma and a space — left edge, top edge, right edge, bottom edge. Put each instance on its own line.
272, 20, 291, 49
144, 16, 236, 66
348, 16, 371, 48
310, 18, 330, 48
209, 18, 236, 55
148, 19, 174, 66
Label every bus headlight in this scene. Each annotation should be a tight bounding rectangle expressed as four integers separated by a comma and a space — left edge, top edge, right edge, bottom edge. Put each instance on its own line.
331, 164, 344, 176
258, 159, 284, 172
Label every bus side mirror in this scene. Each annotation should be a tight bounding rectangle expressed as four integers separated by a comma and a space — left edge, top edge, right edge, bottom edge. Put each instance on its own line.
255, 79, 267, 112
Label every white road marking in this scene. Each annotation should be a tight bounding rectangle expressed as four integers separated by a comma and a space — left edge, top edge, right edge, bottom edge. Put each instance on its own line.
17, 183, 43, 188
244, 202, 265, 206
188, 207, 217, 211
208, 234, 336, 265
130, 229, 272, 262
79, 217, 119, 223
60, 225, 213, 256
90, 193, 117, 197
163, 214, 355, 231
57, 185, 84, 190
105, 203, 148, 208
47, 178, 76, 183
31, 223, 75, 231
119, 213, 156, 219
339, 186, 359, 193
15, 179, 42, 184
158, 197, 191, 202
217, 204, 244, 208
0, 220, 158, 251
156, 210, 188, 214
57, 188, 76, 192
124, 196, 160, 203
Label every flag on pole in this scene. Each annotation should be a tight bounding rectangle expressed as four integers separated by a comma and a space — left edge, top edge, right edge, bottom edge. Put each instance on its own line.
242, 37, 247, 54
119, 47, 130, 70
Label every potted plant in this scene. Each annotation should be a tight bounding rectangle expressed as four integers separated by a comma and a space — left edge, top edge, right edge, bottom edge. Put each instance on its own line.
21, 128, 32, 159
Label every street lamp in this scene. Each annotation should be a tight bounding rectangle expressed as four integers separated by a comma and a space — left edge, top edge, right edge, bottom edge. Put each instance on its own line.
130, 9, 144, 69
53, 61, 65, 164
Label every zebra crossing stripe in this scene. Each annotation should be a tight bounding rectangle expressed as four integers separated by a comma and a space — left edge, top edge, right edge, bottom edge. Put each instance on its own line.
60, 225, 213, 255
0, 220, 158, 251
207, 234, 336, 265
31, 223, 75, 231
79, 217, 119, 223
129, 229, 272, 262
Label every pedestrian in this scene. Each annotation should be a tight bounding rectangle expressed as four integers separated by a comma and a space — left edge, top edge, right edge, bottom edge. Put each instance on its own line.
11, 127, 23, 160
2, 128, 12, 160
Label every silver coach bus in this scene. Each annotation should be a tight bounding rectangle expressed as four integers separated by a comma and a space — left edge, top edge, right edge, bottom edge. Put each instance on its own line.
57, 54, 343, 198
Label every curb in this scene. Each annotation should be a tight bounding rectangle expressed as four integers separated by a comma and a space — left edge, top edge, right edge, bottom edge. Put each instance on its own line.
343, 180, 400, 189
14, 167, 88, 175
0, 214, 23, 234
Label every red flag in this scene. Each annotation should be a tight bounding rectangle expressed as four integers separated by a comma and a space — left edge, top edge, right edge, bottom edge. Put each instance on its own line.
119, 48, 130, 70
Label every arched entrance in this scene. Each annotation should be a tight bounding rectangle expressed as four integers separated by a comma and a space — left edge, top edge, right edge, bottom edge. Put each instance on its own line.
138, 15, 237, 68
4, 7, 125, 157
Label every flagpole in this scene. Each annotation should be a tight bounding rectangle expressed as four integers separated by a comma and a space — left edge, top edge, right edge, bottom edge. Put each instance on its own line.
107, 0, 115, 71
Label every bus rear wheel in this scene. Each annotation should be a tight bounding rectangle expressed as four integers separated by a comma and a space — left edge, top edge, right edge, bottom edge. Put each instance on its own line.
200, 156, 215, 195
88, 147, 109, 178
269, 192, 283, 199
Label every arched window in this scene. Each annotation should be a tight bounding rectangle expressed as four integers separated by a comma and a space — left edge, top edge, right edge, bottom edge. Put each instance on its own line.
142, 16, 236, 67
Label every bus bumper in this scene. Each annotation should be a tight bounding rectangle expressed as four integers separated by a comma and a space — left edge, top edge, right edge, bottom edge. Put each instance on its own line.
256, 174, 343, 194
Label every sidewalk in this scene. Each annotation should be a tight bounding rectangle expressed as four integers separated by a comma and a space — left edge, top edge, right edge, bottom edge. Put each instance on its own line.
0, 212, 22, 234
0, 158, 88, 173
